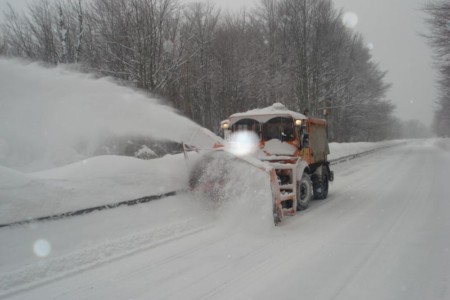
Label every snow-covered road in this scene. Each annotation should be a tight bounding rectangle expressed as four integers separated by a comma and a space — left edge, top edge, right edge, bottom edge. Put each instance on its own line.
1, 139, 450, 300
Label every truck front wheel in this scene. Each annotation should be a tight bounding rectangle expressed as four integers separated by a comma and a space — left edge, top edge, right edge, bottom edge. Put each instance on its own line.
297, 173, 313, 211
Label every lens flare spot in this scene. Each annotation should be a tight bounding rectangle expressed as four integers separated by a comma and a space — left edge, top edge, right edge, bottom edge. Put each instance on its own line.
29, 222, 39, 230
342, 12, 358, 29
228, 131, 259, 156
33, 239, 51, 257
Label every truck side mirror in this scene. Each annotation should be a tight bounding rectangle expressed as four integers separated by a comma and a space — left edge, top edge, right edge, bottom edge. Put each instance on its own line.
303, 134, 310, 148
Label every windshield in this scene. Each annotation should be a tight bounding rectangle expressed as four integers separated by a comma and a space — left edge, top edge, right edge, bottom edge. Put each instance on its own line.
231, 118, 261, 137
263, 117, 296, 142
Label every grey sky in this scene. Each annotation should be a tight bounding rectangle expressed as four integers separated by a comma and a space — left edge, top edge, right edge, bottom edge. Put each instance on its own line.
332, 0, 436, 126
0, 0, 436, 125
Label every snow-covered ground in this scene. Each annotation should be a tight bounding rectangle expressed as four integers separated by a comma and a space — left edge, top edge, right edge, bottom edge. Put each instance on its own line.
2, 59, 449, 299
0, 139, 404, 225
1, 138, 449, 300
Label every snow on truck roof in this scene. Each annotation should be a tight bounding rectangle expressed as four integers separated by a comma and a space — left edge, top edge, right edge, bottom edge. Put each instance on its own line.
228, 103, 307, 125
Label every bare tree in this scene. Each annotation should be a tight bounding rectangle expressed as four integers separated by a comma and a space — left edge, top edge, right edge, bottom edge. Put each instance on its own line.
424, 0, 450, 137
179, 2, 219, 129
0, 0, 396, 141
0, 28, 7, 55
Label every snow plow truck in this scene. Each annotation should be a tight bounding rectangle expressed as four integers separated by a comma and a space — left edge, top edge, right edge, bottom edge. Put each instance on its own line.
188, 103, 333, 225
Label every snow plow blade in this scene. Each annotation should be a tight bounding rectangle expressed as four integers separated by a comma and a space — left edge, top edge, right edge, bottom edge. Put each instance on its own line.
186, 149, 289, 225
181, 125, 304, 225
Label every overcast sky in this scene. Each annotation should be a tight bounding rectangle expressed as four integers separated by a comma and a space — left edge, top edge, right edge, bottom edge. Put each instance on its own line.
333, 0, 436, 126
0, 0, 437, 125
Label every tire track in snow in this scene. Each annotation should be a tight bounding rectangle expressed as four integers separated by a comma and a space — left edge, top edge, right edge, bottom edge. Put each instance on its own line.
328, 146, 431, 299
0, 215, 211, 299
165, 236, 280, 300
329, 143, 450, 300
187, 143, 417, 300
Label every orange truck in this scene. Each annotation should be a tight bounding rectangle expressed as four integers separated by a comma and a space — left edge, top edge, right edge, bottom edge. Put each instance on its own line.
219, 103, 333, 224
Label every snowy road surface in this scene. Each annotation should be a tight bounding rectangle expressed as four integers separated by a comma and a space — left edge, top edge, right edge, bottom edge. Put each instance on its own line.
1, 139, 450, 300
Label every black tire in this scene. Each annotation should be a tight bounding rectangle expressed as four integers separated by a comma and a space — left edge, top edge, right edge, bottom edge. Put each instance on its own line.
273, 203, 282, 225
296, 173, 313, 211
313, 174, 329, 200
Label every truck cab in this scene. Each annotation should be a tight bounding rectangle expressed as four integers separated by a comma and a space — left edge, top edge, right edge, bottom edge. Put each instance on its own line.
220, 103, 333, 218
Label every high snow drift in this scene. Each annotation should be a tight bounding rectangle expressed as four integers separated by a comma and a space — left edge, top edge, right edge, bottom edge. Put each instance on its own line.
0, 154, 191, 224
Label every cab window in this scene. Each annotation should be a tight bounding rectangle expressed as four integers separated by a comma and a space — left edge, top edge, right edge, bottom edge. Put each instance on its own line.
263, 117, 295, 142
231, 118, 261, 137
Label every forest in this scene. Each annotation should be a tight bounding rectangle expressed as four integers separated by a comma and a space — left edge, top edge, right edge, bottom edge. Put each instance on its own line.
0, 0, 408, 142
425, 0, 450, 137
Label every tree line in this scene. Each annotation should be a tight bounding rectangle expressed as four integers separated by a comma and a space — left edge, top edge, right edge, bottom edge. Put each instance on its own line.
424, 0, 450, 137
0, 0, 401, 142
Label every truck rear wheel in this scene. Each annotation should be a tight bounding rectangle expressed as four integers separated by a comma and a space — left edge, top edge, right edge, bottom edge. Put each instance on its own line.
313, 174, 329, 200
297, 173, 313, 211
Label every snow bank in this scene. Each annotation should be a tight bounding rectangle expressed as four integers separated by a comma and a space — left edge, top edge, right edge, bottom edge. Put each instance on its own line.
0, 165, 31, 188
329, 140, 403, 160
0, 154, 190, 224
0, 58, 208, 171
433, 138, 450, 153
0, 137, 408, 225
